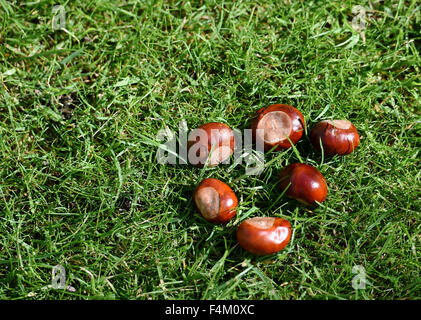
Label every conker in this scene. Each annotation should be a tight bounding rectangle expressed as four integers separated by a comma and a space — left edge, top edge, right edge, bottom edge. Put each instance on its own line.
309, 120, 360, 156
236, 217, 292, 255
193, 178, 237, 223
188, 122, 235, 167
279, 163, 327, 206
251, 104, 305, 151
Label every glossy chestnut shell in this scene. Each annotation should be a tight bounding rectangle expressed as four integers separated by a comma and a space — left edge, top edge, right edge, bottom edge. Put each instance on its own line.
279, 163, 327, 206
236, 217, 292, 255
310, 120, 360, 156
193, 178, 237, 223
250, 104, 305, 151
188, 122, 235, 167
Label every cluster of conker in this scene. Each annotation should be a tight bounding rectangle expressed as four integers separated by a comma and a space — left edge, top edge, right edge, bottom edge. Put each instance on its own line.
190, 104, 360, 255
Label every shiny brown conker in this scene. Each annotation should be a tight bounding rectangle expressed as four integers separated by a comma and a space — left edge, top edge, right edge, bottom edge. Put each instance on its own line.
309, 120, 360, 156
236, 217, 292, 255
193, 178, 237, 224
250, 104, 305, 151
188, 122, 235, 167
279, 163, 328, 206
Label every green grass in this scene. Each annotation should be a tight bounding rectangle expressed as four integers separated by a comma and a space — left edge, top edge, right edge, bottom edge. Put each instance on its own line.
0, 0, 420, 300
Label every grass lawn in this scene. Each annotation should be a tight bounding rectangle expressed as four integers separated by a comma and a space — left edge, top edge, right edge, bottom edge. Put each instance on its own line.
0, 0, 420, 299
